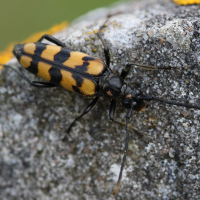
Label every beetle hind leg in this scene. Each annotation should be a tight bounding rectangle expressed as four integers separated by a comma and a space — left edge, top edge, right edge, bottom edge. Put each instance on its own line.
2, 64, 57, 87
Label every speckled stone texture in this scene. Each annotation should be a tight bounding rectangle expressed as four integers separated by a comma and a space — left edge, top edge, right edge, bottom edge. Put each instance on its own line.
1, 0, 200, 199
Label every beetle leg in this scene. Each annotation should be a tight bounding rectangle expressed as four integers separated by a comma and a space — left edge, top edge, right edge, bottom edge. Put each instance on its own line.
97, 21, 110, 68
120, 64, 132, 79
3, 64, 57, 87
125, 62, 175, 70
30, 81, 57, 87
62, 96, 100, 141
120, 63, 174, 79
37, 34, 67, 47
109, 99, 144, 137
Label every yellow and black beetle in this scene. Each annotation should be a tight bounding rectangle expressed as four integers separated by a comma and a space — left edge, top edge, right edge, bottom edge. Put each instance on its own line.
2, 20, 200, 195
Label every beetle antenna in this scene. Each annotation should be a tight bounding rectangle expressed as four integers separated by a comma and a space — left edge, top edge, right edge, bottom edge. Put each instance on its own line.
140, 96, 200, 109
113, 104, 134, 195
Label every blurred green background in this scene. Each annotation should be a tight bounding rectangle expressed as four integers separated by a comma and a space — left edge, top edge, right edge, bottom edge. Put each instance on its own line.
0, 0, 121, 51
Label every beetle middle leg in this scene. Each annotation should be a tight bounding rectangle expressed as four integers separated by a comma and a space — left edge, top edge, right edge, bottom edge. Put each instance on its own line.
62, 96, 100, 141
37, 34, 67, 47
97, 20, 111, 68
97, 19, 174, 79
37, 34, 74, 50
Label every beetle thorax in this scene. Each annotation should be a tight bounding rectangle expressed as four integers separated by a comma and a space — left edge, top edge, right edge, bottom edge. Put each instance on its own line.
100, 71, 126, 99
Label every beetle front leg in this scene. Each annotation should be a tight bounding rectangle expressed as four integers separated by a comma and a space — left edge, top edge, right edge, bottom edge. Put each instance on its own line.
97, 21, 111, 68
109, 99, 144, 138
120, 64, 132, 79
120, 63, 175, 79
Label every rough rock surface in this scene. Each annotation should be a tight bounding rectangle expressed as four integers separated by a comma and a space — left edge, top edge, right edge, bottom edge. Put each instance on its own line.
1, 0, 200, 199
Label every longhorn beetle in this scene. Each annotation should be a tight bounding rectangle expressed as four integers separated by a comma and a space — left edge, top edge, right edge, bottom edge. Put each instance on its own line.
1, 19, 200, 195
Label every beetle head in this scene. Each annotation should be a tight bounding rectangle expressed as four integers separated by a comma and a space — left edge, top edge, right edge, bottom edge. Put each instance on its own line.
121, 87, 145, 110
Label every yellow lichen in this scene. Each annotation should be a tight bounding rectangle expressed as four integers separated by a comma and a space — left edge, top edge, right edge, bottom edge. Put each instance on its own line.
147, 116, 157, 129
173, 0, 200, 5
0, 21, 68, 70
